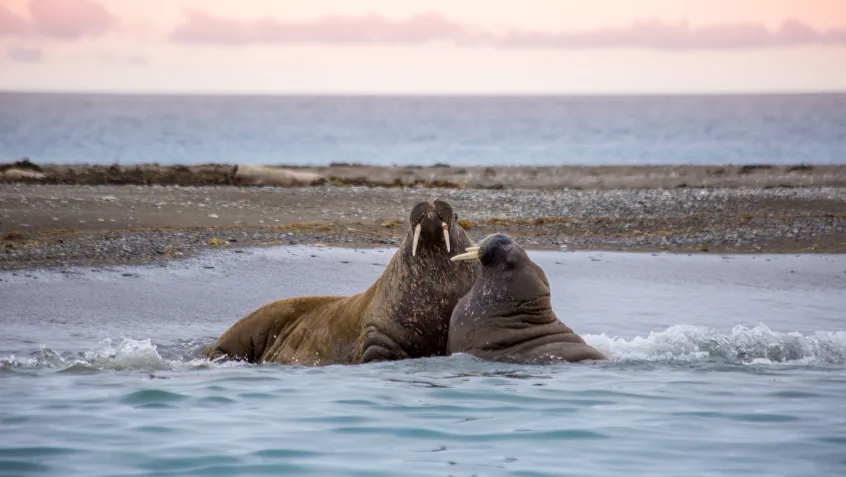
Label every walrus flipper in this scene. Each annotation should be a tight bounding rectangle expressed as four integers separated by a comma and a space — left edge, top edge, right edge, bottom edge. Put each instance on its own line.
496, 342, 608, 364
205, 296, 346, 363
359, 325, 412, 363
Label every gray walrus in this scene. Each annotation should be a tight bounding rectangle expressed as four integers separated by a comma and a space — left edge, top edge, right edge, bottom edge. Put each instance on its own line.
204, 200, 478, 365
448, 233, 607, 364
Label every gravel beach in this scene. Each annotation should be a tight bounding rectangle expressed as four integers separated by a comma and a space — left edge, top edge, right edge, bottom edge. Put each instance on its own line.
2, 177, 845, 270
4, 161, 846, 190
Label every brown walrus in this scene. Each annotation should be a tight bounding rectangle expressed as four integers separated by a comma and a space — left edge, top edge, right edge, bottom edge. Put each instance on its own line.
448, 233, 607, 364
204, 200, 478, 365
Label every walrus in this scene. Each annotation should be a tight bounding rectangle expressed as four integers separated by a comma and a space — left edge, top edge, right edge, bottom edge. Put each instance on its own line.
448, 234, 607, 364
204, 200, 478, 365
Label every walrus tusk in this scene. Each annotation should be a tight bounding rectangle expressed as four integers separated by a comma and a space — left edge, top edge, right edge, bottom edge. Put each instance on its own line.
451, 249, 480, 262
464, 246, 480, 252
442, 223, 450, 253
412, 223, 422, 256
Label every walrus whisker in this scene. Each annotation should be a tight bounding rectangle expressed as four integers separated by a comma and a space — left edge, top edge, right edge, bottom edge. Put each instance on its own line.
412, 223, 422, 256
451, 250, 480, 262
442, 222, 451, 253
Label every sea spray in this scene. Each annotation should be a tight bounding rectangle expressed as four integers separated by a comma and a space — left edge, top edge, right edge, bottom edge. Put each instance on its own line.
0, 336, 247, 372
2, 325, 845, 372
584, 324, 846, 365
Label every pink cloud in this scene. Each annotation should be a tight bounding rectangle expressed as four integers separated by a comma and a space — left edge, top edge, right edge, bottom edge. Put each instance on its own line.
127, 54, 147, 67
494, 18, 844, 50
169, 10, 846, 50
0, 5, 29, 36
6, 43, 42, 62
98, 52, 148, 67
826, 27, 846, 42
0, 0, 116, 39
170, 10, 472, 45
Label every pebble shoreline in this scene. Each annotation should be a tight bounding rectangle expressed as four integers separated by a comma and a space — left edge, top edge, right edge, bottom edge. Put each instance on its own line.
2, 184, 845, 271
4, 161, 846, 189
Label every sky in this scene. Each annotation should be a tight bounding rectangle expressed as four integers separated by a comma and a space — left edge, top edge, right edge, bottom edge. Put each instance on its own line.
1, 0, 845, 94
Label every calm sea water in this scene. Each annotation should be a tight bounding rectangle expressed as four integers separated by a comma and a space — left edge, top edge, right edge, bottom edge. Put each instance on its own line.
1, 248, 845, 476
1, 93, 845, 166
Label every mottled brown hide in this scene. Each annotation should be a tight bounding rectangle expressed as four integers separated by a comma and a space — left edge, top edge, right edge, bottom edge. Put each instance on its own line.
205, 200, 478, 365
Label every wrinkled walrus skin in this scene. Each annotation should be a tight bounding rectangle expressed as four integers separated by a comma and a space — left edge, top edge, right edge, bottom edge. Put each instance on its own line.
448, 234, 607, 364
205, 200, 478, 366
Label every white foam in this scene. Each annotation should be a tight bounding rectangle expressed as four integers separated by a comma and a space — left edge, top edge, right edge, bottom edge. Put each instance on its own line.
83, 337, 174, 371
584, 324, 846, 365
2, 325, 845, 371
0, 337, 246, 372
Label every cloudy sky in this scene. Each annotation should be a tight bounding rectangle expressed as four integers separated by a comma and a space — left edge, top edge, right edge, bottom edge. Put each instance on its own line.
1, 0, 845, 94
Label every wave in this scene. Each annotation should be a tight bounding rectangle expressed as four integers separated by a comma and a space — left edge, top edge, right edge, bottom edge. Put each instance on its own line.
585, 324, 846, 365
1, 324, 844, 372
0, 337, 245, 373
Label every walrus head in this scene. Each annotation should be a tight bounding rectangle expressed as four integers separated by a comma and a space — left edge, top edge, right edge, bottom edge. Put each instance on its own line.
407, 200, 468, 258
451, 233, 549, 303
358, 199, 478, 363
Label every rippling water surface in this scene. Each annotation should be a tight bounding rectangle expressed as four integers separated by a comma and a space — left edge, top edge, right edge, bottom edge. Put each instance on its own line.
2, 248, 845, 476
3, 93, 846, 166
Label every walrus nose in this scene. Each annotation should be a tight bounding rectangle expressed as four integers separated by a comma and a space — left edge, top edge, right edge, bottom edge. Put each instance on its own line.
411, 214, 451, 257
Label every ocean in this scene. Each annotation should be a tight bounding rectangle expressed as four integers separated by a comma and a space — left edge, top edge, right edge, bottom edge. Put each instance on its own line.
1, 247, 844, 476
1, 93, 845, 167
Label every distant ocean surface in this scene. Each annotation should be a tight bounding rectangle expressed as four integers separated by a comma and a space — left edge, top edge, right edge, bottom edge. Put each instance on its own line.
1, 92, 845, 167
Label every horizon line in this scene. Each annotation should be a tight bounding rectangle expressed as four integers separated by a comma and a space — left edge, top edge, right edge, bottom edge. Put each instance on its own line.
2, 88, 845, 98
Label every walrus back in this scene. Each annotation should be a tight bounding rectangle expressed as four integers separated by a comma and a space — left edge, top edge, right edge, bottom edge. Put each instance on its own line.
261, 290, 376, 365
205, 295, 347, 363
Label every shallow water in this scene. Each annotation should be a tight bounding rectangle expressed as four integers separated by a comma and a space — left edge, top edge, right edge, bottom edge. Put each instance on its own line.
1, 248, 845, 476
